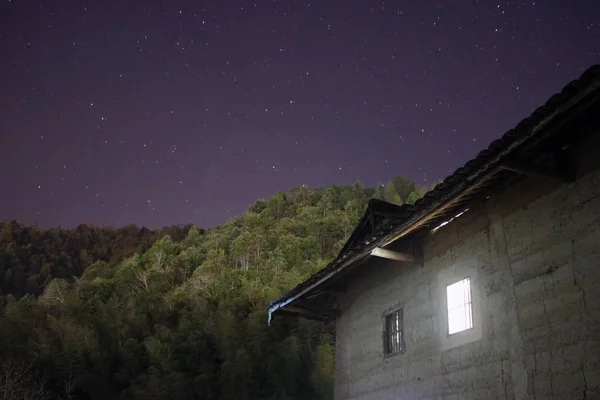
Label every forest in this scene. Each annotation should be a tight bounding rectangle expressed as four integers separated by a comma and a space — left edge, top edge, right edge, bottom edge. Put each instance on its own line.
0, 176, 425, 399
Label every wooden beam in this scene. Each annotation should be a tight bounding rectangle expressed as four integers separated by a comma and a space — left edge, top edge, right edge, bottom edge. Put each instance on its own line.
275, 309, 327, 323
283, 306, 338, 320
306, 289, 346, 300
370, 247, 416, 262
498, 159, 574, 183
380, 168, 498, 248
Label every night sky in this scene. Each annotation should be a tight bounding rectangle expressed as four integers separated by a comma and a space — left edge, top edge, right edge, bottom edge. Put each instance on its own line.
1, 1, 599, 229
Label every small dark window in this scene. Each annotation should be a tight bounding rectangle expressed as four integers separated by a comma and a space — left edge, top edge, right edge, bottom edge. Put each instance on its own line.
383, 309, 403, 356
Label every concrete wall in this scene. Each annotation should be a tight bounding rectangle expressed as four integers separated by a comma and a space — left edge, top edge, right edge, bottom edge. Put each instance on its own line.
334, 138, 600, 399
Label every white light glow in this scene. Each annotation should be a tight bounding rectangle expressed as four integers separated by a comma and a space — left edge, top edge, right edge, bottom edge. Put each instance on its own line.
447, 278, 473, 335
432, 208, 469, 233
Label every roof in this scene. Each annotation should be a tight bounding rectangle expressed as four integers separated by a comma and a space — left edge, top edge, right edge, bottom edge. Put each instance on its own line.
337, 198, 407, 256
268, 64, 600, 325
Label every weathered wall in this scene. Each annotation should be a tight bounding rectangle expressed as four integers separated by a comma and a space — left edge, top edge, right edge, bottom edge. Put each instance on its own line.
334, 136, 600, 399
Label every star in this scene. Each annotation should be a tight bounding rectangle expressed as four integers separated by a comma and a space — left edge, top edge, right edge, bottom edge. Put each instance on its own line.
0, 0, 596, 231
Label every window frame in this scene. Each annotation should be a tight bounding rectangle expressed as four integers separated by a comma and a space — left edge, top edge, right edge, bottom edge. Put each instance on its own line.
437, 264, 482, 351
382, 307, 405, 357
446, 277, 474, 336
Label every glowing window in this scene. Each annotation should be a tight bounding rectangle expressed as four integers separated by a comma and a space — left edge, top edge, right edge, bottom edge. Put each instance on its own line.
446, 278, 473, 335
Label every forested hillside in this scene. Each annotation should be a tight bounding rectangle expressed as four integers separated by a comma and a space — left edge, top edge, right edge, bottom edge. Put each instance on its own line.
0, 176, 424, 399
0, 222, 194, 298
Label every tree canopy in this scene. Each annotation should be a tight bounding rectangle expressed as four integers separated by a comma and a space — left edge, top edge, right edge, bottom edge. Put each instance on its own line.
0, 176, 424, 399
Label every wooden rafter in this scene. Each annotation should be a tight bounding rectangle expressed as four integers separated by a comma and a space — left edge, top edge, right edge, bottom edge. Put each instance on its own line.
275, 309, 327, 322
498, 158, 575, 183
370, 247, 416, 263
284, 305, 339, 320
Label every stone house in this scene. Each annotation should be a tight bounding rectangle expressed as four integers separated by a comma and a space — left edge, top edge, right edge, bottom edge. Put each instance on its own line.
268, 64, 600, 399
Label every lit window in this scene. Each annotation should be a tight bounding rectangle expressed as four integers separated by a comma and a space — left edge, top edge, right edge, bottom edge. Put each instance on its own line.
446, 278, 473, 335
383, 309, 404, 355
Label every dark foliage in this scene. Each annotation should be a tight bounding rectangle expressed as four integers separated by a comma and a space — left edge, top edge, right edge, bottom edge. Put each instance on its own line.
0, 222, 195, 298
0, 177, 423, 399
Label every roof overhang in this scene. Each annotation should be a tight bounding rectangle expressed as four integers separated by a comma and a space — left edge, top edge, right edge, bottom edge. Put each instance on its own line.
268, 64, 600, 325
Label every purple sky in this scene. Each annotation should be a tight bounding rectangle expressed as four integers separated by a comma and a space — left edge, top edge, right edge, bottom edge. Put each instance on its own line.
1, 0, 599, 229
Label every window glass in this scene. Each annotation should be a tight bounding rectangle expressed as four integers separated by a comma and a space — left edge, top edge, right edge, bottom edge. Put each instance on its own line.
446, 278, 473, 335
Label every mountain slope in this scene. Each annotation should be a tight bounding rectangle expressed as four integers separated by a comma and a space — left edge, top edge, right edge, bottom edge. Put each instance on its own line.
0, 177, 424, 399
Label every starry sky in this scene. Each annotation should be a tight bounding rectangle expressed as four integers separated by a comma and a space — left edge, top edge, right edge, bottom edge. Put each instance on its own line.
1, 0, 599, 229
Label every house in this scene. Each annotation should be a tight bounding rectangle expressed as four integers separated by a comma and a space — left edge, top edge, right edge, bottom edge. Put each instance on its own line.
268, 64, 600, 399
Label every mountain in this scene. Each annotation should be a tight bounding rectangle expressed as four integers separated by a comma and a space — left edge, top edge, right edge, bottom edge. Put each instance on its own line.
0, 177, 424, 399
